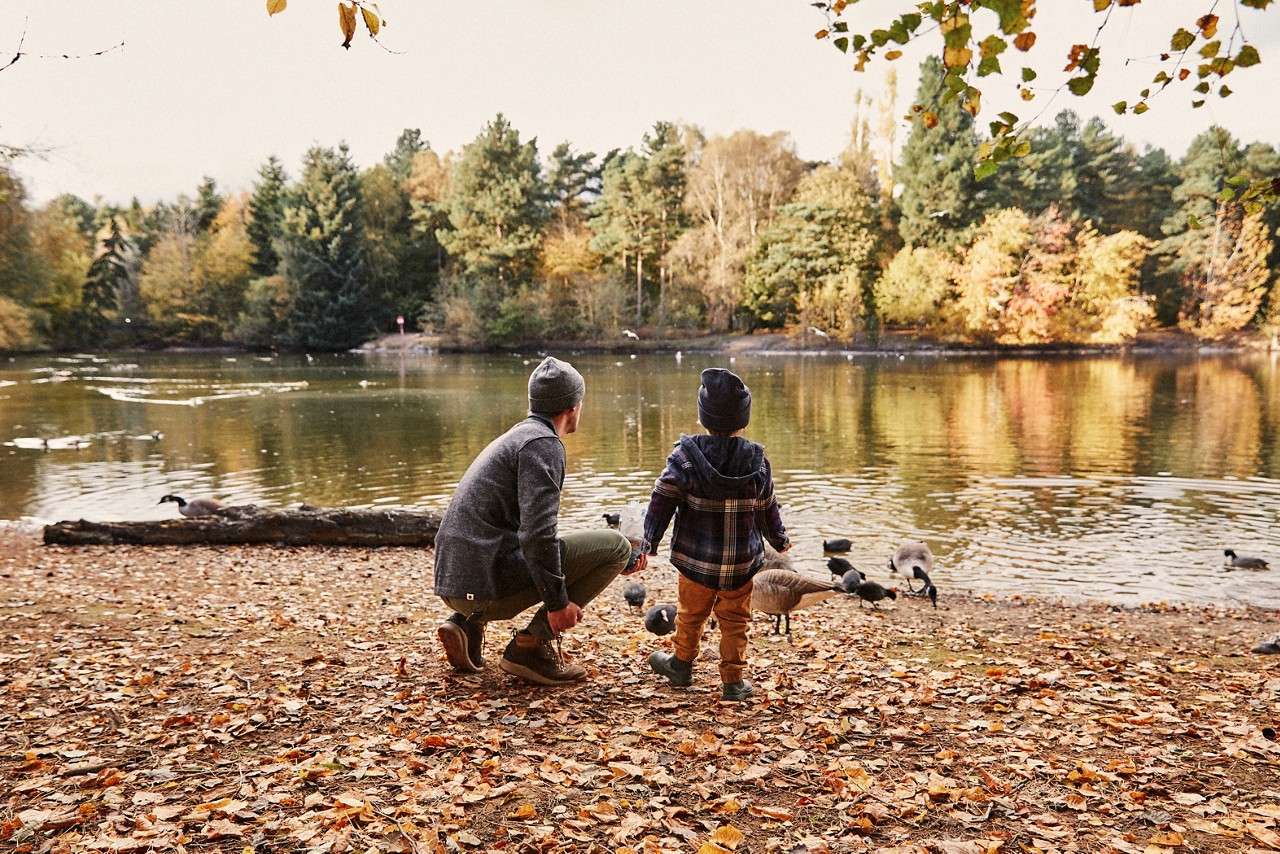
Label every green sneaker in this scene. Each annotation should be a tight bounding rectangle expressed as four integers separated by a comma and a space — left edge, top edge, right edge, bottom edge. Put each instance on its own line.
721, 679, 754, 702
648, 651, 693, 687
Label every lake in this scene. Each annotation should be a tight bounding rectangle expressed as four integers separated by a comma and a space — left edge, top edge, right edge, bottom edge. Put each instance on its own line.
3, 349, 1279, 607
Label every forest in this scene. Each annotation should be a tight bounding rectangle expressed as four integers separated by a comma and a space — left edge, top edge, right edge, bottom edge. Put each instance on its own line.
1, 57, 1277, 352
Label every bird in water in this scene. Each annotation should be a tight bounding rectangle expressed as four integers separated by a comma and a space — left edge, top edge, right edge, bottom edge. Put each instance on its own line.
890, 541, 935, 593
751, 569, 844, 640
850, 579, 897, 609
602, 512, 621, 529
623, 580, 647, 611
645, 603, 676, 636
823, 538, 852, 554
159, 494, 223, 518
1223, 549, 1270, 571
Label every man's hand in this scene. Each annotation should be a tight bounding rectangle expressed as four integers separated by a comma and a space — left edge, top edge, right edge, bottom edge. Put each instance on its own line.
623, 553, 648, 576
547, 602, 584, 635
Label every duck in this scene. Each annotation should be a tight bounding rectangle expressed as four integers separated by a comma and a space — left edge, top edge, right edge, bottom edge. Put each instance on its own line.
623, 580, 647, 611
890, 541, 935, 592
750, 569, 844, 640
850, 579, 897, 609
645, 603, 676, 636
823, 538, 852, 554
158, 494, 223, 518
1223, 549, 1270, 571
602, 512, 621, 530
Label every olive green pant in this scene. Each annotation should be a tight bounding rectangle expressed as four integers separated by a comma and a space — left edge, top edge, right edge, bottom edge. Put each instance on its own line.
442, 529, 632, 640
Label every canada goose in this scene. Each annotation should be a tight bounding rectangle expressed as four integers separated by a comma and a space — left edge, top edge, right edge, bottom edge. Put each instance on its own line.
751, 569, 843, 640
807, 326, 829, 338
823, 538, 852, 554
890, 542, 935, 592
850, 580, 897, 609
623, 581, 647, 611
645, 603, 676, 635
602, 512, 621, 529
158, 494, 223, 518
1224, 549, 1270, 571
622, 329, 640, 340
1253, 633, 1280, 655
925, 584, 938, 609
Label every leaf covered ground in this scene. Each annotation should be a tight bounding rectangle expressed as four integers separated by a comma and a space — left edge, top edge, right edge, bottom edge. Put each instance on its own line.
1, 532, 1278, 854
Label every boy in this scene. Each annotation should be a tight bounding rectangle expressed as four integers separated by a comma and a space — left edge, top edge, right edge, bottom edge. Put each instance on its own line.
641, 368, 790, 701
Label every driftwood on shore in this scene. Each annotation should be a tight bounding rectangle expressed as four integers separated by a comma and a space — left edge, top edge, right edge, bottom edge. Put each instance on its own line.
42, 505, 441, 547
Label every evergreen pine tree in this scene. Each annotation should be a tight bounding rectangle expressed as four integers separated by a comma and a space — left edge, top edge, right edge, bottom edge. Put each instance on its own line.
247, 156, 288, 277
79, 216, 131, 337
641, 121, 688, 323
194, 176, 223, 233
278, 144, 370, 350
897, 57, 985, 247
546, 142, 599, 232
385, 129, 427, 181
437, 114, 548, 290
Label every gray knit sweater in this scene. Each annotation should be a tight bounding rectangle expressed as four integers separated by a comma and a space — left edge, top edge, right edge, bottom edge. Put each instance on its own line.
433, 415, 569, 611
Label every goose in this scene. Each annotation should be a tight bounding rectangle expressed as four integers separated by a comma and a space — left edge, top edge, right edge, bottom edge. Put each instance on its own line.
890, 542, 935, 592
1223, 549, 1270, 571
850, 579, 897, 609
807, 326, 829, 339
645, 603, 676, 636
159, 494, 223, 518
602, 512, 621, 529
623, 581, 647, 611
750, 569, 844, 640
622, 329, 640, 340
823, 538, 852, 554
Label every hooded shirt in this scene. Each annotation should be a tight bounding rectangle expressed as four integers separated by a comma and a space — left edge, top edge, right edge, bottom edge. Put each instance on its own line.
642, 434, 789, 591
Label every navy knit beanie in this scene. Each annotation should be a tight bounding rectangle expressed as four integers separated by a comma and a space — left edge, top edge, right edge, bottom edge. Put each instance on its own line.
698, 368, 751, 433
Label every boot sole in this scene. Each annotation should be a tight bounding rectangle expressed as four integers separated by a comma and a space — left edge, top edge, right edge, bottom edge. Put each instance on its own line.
437, 622, 480, 673
499, 657, 585, 686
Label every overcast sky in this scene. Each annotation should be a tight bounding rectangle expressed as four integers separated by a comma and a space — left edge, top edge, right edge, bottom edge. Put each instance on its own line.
3, 0, 1278, 206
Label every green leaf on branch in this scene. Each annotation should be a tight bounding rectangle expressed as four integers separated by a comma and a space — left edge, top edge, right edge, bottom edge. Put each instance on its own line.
834, 37, 849, 52
1112, 100, 1127, 114
1133, 101, 1149, 114
1235, 45, 1261, 67
1199, 40, 1221, 58
974, 160, 999, 181
1170, 28, 1195, 51
1068, 76, 1095, 95
1021, 66, 1037, 81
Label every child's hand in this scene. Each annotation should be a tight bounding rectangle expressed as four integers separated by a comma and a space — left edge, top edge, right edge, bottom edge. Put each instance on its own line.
779, 542, 793, 553
622, 553, 649, 576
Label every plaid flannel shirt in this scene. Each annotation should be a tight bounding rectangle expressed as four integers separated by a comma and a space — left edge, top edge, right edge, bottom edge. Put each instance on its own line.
642, 436, 789, 591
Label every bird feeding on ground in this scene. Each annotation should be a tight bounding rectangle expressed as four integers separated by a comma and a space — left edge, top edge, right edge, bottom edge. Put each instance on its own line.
827, 556, 861, 579
602, 512, 621, 529
158, 494, 223, 518
836, 568, 866, 593
645, 603, 676, 635
850, 579, 897, 609
890, 541, 935, 593
823, 538, 852, 553
623, 581, 647, 611
1224, 549, 1270, 571
750, 569, 844, 640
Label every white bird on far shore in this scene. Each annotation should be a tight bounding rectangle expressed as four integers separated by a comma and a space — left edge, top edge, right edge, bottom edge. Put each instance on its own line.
808, 326, 829, 338
622, 329, 640, 340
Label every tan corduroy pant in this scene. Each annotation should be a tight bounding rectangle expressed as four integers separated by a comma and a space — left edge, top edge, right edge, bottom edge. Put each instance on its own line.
672, 573, 753, 684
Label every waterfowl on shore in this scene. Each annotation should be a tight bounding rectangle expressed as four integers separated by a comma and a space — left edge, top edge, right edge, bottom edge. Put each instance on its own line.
823, 538, 852, 554
602, 512, 621, 529
751, 569, 843, 640
159, 494, 223, 518
835, 567, 866, 593
645, 603, 676, 636
851, 579, 897, 609
890, 542, 935, 592
827, 556, 861, 579
1224, 549, 1270, 571
623, 580, 647, 611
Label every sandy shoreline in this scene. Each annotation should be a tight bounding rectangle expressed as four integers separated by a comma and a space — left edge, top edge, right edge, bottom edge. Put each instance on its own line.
1, 531, 1278, 852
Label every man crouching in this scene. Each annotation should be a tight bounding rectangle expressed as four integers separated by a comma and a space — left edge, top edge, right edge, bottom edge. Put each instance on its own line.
433, 356, 645, 685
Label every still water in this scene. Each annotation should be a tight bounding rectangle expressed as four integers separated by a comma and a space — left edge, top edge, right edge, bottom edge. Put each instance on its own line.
2, 350, 1279, 606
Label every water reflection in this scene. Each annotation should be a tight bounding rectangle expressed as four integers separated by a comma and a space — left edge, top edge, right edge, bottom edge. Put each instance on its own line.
2, 350, 1278, 606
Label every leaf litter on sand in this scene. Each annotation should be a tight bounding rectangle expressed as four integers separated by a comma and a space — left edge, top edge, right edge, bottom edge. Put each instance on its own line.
0, 531, 1277, 852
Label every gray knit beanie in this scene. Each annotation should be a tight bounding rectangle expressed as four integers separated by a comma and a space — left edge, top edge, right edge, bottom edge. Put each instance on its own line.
528, 356, 585, 414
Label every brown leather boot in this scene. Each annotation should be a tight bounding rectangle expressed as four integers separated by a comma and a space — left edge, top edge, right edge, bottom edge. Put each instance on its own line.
437, 613, 483, 673
499, 631, 586, 685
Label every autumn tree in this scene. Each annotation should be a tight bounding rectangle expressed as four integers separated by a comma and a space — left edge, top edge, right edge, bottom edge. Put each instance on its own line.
1175, 206, 1272, 339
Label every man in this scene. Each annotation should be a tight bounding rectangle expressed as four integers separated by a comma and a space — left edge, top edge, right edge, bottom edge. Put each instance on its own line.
433, 356, 645, 685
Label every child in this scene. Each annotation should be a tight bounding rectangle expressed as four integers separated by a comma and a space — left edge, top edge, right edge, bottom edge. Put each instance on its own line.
641, 368, 790, 701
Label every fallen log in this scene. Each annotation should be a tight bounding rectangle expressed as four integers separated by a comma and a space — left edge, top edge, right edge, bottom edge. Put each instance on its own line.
43, 505, 440, 547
